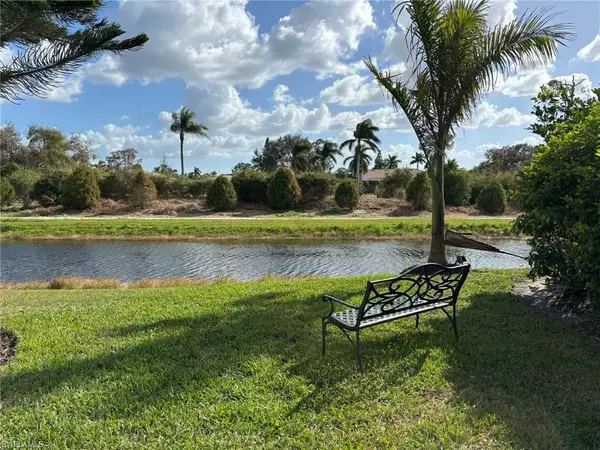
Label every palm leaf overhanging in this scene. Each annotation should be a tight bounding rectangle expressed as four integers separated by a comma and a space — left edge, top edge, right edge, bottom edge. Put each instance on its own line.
365, 0, 572, 263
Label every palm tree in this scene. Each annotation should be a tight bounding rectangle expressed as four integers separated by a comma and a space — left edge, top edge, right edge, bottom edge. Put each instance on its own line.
290, 138, 313, 172
344, 144, 373, 180
313, 139, 342, 172
340, 119, 381, 191
385, 155, 400, 169
366, 0, 571, 263
170, 107, 209, 176
409, 151, 426, 171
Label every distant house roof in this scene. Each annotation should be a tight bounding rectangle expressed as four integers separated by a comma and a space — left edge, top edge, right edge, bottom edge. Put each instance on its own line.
362, 168, 419, 182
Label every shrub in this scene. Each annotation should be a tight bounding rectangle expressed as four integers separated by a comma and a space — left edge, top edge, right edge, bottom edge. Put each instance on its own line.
8, 169, 39, 209
469, 170, 518, 204
406, 172, 431, 210
32, 171, 70, 206
206, 176, 237, 211
334, 179, 359, 210
99, 171, 131, 200
515, 104, 600, 304
232, 170, 268, 203
0, 177, 15, 206
188, 178, 213, 197
60, 165, 100, 210
476, 181, 506, 214
130, 169, 157, 208
150, 174, 193, 199
297, 172, 336, 202
267, 167, 301, 209
376, 169, 413, 198
444, 168, 471, 206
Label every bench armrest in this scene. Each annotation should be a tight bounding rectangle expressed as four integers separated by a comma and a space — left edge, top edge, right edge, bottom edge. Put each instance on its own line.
323, 295, 358, 315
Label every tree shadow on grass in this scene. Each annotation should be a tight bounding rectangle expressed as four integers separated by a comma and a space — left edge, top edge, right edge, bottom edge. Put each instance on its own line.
440, 292, 600, 449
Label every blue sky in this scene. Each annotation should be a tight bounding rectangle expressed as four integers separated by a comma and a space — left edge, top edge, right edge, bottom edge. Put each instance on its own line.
1, 0, 599, 173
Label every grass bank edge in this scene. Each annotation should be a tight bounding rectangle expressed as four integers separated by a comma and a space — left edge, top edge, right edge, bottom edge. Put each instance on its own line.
0, 217, 517, 240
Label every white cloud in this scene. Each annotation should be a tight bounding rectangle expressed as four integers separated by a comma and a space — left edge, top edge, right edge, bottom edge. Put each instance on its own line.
87, 0, 376, 89
272, 85, 293, 104
44, 72, 85, 103
551, 73, 594, 98
319, 74, 386, 106
120, 115, 130, 121
468, 102, 534, 128
576, 34, 600, 62
496, 66, 553, 97
384, 143, 415, 163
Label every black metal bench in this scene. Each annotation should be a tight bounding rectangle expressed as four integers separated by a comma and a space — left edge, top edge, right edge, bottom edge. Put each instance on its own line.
322, 262, 471, 371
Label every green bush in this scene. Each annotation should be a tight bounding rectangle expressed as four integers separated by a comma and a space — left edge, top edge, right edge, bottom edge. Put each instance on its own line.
99, 171, 131, 200
150, 175, 188, 199
444, 168, 471, 206
60, 165, 100, 210
267, 167, 301, 209
206, 176, 237, 211
406, 172, 431, 210
297, 172, 336, 202
8, 169, 39, 209
334, 179, 359, 210
188, 178, 213, 197
515, 104, 600, 304
376, 169, 413, 198
130, 169, 157, 208
476, 181, 506, 214
232, 170, 268, 203
32, 171, 70, 206
470, 170, 518, 204
0, 177, 15, 206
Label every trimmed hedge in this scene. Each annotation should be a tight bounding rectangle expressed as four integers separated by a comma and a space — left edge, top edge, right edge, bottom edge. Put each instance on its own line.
334, 179, 359, 210
406, 172, 431, 210
267, 167, 301, 209
60, 165, 100, 210
297, 172, 336, 202
232, 170, 268, 203
206, 176, 237, 211
477, 181, 506, 214
150, 174, 213, 199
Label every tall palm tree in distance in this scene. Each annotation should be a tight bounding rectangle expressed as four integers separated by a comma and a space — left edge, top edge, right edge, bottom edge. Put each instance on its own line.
410, 151, 426, 170
170, 107, 209, 176
313, 139, 342, 172
290, 138, 313, 172
340, 119, 381, 191
385, 155, 400, 169
366, 0, 571, 263
344, 145, 373, 180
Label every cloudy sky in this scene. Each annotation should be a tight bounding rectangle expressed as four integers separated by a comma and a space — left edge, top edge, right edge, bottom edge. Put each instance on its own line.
2, 0, 599, 173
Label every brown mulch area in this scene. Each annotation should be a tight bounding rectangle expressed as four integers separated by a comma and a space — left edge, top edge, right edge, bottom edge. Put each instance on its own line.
0, 327, 18, 365
513, 279, 600, 342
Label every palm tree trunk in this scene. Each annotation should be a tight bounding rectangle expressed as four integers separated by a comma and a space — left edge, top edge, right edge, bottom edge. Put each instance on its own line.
180, 133, 185, 176
428, 150, 448, 265
356, 140, 361, 195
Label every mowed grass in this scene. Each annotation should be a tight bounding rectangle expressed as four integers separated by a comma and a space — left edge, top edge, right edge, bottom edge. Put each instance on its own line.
0, 217, 515, 240
2, 271, 599, 449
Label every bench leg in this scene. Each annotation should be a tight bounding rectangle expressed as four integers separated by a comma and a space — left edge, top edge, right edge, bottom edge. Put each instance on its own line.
415, 314, 419, 329
355, 330, 363, 373
321, 318, 328, 356
442, 306, 459, 342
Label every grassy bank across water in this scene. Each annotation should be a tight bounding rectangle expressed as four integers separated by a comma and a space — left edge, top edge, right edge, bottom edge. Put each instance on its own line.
0, 217, 516, 240
1, 270, 599, 448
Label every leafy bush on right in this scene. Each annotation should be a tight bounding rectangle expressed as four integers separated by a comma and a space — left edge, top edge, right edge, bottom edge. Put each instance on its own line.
0, 178, 15, 206
267, 167, 301, 209
334, 179, 358, 210
406, 172, 431, 210
376, 168, 413, 198
476, 181, 506, 214
206, 176, 237, 211
232, 170, 268, 203
60, 165, 100, 210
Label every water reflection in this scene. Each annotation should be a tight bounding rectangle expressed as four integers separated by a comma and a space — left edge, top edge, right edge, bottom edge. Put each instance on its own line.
0, 239, 529, 282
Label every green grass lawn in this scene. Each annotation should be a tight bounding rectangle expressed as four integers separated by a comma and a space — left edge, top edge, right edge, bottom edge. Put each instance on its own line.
0, 217, 515, 240
1, 270, 599, 449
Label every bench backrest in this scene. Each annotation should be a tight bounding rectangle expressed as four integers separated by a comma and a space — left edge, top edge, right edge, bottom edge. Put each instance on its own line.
357, 263, 471, 323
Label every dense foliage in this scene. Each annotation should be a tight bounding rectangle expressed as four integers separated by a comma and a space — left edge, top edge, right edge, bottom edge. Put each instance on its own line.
406, 172, 431, 210
60, 166, 100, 210
231, 170, 269, 203
334, 179, 359, 210
516, 103, 600, 304
267, 168, 301, 209
477, 181, 506, 214
444, 166, 472, 206
376, 168, 413, 198
206, 176, 237, 211
130, 168, 157, 208
297, 172, 336, 202
32, 171, 71, 206
0, 177, 15, 205
8, 169, 39, 209
99, 171, 132, 200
